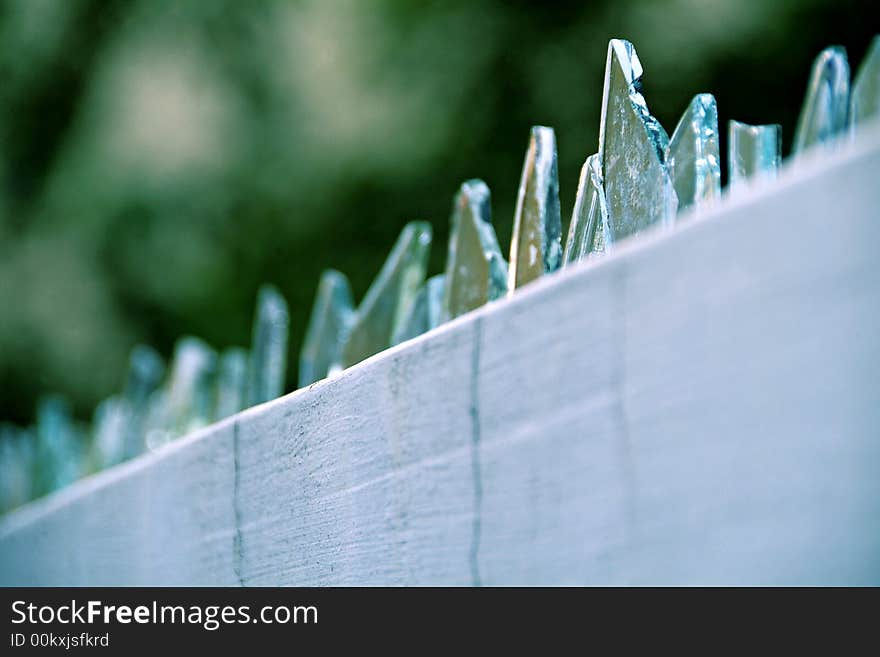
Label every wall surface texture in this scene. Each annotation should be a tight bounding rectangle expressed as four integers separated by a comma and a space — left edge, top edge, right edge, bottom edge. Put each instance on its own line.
2, 128, 879, 585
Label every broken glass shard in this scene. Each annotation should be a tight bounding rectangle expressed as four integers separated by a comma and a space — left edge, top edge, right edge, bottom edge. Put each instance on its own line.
149, 336, 217, 448
850, 35, 880, 129
121, 344, 165, 459
215, 347, 248, 419
728, 120, 782, 188
0, 424, 35, 513
599, 38, 677, 246
246, 285, 289, 406
425, 274, 445, 329
666, 94, 721, 216
124, 345, 165, 408
442, 179, 507, 320
793, 46, 850, 153
299, 270, 355, 387
91, 396, 131, 469
393, 274, 446, 345
34, 395, 84, 495
340, 221, 431, 368
508, 126, 562, 292
143, 389, 171, 451
563, 154, 608, 265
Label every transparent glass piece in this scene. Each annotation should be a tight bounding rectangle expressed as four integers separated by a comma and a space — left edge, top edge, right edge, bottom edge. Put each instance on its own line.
442, 179, 507, 320
34, 395, 84, 495
299, 270, 355, 387
0, 424, 35, 513
666, 94, 721, 216
393, 274, 446, 345
599, 39, 677, 245
563, 154, 609, 265
246, 285, 289, 406
424, 274, 445, 329
793, 46, 850, 153
728, 120, 782, 188
215, 347, 248, 419
850, 35, 880, 129
91, 395, 131, 469
340, 221, 432, 368
143, 389, 171, 451
148, 336, 217, 449
121, 344, 165, 459
124, 345, 165, 408
508, 126, 562, 292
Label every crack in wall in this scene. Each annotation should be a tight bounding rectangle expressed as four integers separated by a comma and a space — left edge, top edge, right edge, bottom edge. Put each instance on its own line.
232, 418, 245, 586
612, 268, 637, 534
469, 317, 484, 586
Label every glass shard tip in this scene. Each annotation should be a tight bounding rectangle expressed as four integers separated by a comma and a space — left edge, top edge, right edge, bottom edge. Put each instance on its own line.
340, 221, 431, 368
393, 274, 446, 345
121, 344, 165, 459
299, 269, 355, 387
563, 153, 609, 265
246, 285, 289, 407
666, 93, 721, 216
154, 336, 218, 446
443, 179, 507, 321
34, 395, 85, 495
850, 35, 880, 131
599, 38, 677, 247
215, 347, 248, 420
793, 46, 850, 153
728, 120, 782, 188
92, 396, 130, 470
508, 126, 562, 292
0, 424, 35, 513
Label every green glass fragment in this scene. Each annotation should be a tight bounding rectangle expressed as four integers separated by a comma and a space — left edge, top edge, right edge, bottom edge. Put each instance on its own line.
124, 345, 165, 408
121, 344, 165, 459
246, 285, 289, 406
34, 396, 85, 495
599, 39, 677, 246
563, 154, 608, 265
91, 395, 130, 469
508, 126, 562, 292
666, 94, 721, 216
442, 180, 507, 320
215, 347, 248, 419
299, 270, 355, 387
340, 222, 431, 368
393, 274, 446, 345
0, 424, 35, 513
728, 120, 782, 188
850, 35, 880, 130
147, 336, 217, 449
143, 390, 170, 451
793, 46, 850, 153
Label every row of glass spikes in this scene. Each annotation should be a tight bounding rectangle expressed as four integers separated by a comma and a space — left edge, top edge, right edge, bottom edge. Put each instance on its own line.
1, 36, 878, 514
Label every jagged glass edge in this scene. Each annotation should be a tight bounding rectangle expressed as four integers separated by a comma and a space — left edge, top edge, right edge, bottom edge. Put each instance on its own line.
443, 179, 508, 320
341, 221, 431, 367
850, 35, 880, 130
215, 347, 248, 420
563, 153, 608, 263
598, 38, 677, 246
793, 46, 850, 153
727, 120, 782, 188
507, 126, 562, 292
246, 285, 289, 407
299, 269, 354, 387
666, 93, 721, 214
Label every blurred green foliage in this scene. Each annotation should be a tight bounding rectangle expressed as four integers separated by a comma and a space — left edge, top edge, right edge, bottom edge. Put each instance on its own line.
0, 0, 875, 423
